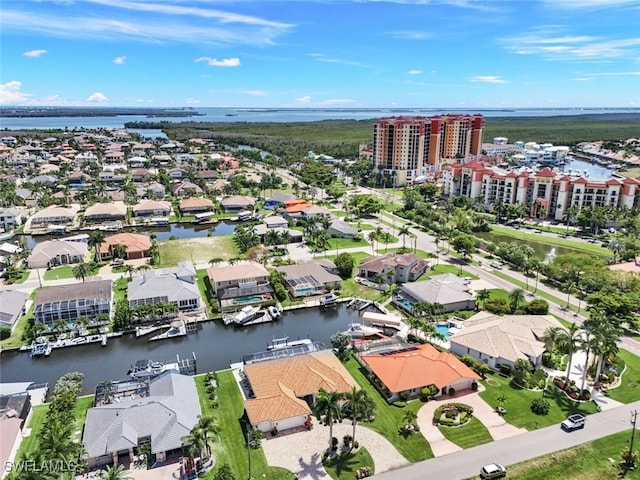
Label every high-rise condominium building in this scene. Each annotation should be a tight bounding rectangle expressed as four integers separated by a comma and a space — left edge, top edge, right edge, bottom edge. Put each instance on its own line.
373, 114, 484, 184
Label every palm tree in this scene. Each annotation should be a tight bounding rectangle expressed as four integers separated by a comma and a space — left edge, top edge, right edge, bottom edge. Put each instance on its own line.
367, 231, 377, 254
397, 225, 411, 249
342, 387, 375, 449
541, 326, 563, 352
312, 388, 344, 450
194, 415, 220, 458
579, 333, 599, 395
208, 257, 224, 266
591, 322, 622, 387
508, 287, 525, 314
402, 409, 417, 430
264, 229, 280, 248
183, 427, 206, 461
88, 230, 106, 261
563, 205, 579, 235
73, 261, 91, 282
316, 232, 331, 258
476, 288, 491, 310
556, 323, 581, 379
112, 243, 128, 260
100, 464, 133, 480
421, 321, 446, 344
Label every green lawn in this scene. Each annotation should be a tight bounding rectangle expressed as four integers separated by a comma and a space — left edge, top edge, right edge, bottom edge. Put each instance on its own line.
427, 263, 478, 280
7, 269, 30, 284
338, 278, 384, 301
344, 356, 434, 463
323, 447, 374, 480
195, 372, 295, 480
112, 277, 129, 304
16, 404, 49, 456
475, 430, 640, 480
478, 372, 599, 430
158, 236, 238, 267
605, 349, 640, 404
43, 264, 99, 281
196, 269, 217, 318
72, 395, 94, 443
378, 248, 434, 260
437, 416, 493, 449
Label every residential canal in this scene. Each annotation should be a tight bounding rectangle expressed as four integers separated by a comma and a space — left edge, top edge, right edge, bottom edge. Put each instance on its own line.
0, 305, 370, 395
19, 220, 237, 249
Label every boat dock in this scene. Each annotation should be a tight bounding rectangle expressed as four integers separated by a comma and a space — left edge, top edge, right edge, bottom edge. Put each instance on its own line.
22, 333, 109, 356
347, 297, 374, 311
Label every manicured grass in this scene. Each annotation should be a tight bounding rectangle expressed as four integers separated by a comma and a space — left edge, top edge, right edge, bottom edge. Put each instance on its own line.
478, 372, 599, 431
196, 269, 217, 318
195, 372, 295, 480
378, 248, 434, 260
326, 236, 369, 250
158, 235, 238, 267
483, 430, 640, 480
43, 264, 99, 281
112, 277, 129, 304
0, 299, 36, 349
437, 416, 493, 449
338, 278, 385, 301
428, 263, 478, 280
17, 404, 49, 456
605, 349, 640, 404
72, 395, 94, 443
323, 251, 371, 265
344, 356, 434, 462
323, 447, 374, 480
7, 269, 30, 284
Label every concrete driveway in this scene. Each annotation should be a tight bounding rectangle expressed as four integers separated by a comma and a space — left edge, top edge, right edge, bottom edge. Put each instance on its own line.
262, 420, 409, 479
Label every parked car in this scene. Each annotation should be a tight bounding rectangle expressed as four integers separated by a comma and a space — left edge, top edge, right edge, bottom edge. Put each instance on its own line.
561, 413, 586, 431
480, 463, 507, 479
489, 261, 503, 270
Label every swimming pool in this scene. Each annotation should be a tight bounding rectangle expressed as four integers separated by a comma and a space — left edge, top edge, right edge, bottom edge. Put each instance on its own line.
435, 325, 451, 337
396, 298, 414, 311
295, 287, 318, 296
234, 296, 263, 305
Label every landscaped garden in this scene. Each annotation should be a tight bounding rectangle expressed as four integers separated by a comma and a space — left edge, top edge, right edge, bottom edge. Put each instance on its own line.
602, 349, 640, 404
478, 371, 599, 431
343, 356, 434, 463
323, 447, 375, 480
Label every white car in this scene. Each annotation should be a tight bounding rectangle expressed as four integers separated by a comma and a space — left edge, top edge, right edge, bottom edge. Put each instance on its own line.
480, 463, 507, 479
561, 413, 586, 431
490, 261, 503, 270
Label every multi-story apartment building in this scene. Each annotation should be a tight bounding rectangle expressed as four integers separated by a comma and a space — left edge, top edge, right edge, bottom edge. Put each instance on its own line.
373, 114, 483, 184
443, 161, 640, 220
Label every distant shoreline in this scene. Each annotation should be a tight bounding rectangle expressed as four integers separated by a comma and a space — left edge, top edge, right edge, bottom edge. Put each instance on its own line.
0, 107, 203, 118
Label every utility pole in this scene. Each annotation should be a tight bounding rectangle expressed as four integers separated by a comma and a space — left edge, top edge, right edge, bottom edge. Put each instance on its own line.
627, 410, 638, 469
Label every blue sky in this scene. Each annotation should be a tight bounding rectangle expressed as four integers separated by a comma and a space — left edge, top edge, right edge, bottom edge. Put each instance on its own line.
1, 0, 639, 108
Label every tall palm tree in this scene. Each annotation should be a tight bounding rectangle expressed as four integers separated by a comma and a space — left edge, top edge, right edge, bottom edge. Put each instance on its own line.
312, 388, 344, 450
508, 288, 525, 314
194, 415, 220, 458
73, 261, 91, 282
342, 387, 375, 449
579, 333, 599, 395
476, 288, 491, 310
367, 231, 377, 255
88, 230, 106, 261
541, 326, 563, 352
421, 321, 446, 344
397, 225, 411, 249
556, 323, 581, 380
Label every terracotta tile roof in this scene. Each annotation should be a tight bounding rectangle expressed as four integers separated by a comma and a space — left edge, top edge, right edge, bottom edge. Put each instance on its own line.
207, 261, 268, 283
361, 344, 480, 393
98, 233, 152, 255
244, 350, 357, 425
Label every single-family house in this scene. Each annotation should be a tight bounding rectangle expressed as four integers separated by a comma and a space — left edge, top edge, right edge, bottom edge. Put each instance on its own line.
27, 239, 88, 268
358, 252, 429, 284
282, 199, 310, 218
393, 273, 476, 313
207, 261, 273, 311
275, 261, 342, 297
179, 197, 215, 214
97, 233, 152, 260
30, 175, 57, 186
33, 280, 111, 326
359, 341, 481, 401
264, 193, 296, 210
0, 290, 28, 330
196, 170, 218, 181
83, 202, 127, 223
172, 181, 203, 196
137, 182, 166, 199
244, 349, 357, 433
449, 311, 565, 369
130, 168, 150, 182
263, 215, 289, 229
82, 372, 201, 468
301, 205, 331, 219
0, 208, 24, 231
327, 219, 358, 239
168, 168, 189, 179
128, 261, 201, 312
133, 200, 172, 217
30, 205, 80, 227
220, 195, 256, 213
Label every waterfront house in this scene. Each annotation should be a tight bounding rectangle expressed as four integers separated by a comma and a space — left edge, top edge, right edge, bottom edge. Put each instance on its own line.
327, 219, 358, 238
82, 372, 200, 468
392, 273, 475, 313
33, 280, 111, 326
358, 342, 481, 401
449, 311, 565, 370
136, 182, 166, 199
244, 349, 357, 433
172, 181, 203, 197
0, 290, 28, 330
97, 233, 152, 261
207, 261, 273, 312
358, 252, 429, 285
0, 208, 25, 231
264, 193, 296, 210
275, 261, 342, 297
252, 225, 303, 245
220, 195, 256, 213
83, 202, 127, 224
27, 239, 88, 269
127, 261, 201, 312
179, 197, 215, 214
29, 204, 80, 228
263, 215, 289, 229
132, 200, 171, 217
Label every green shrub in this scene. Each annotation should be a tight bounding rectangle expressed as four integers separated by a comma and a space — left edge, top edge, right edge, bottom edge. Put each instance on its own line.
398, 390, 410, 401
499, 364, 512, 376
0, 327, 11, 340
445, 409, 457, 419
530, 398, 551, 415
439, 418, 456, 426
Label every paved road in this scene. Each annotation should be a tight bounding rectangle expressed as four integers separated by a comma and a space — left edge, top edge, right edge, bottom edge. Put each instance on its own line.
375, 400, 640, 480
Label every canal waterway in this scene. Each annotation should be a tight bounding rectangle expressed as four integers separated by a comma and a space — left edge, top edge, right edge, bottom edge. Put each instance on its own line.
0, 305, 372, 395
20, 221, 236, 249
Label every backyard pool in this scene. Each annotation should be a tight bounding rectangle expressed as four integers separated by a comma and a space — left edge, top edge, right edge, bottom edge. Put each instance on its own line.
234, 296, 264, 305
295, 287, 319, 296
396, 298, 414, 311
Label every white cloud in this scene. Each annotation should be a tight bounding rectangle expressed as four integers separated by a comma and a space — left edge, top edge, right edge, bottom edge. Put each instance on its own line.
195, 57, 241, 67
581, 71, 640, 77
388, 31, 432, 40
241, 90, 267, 96
316, 99, 355, 106
87, 92, 109, 103
0, 81, 32, 105
543, 0, 637, 9
295, 96, 311, 105
113, 56, 126, 64
309, 53, 371, 69
185, 98, 201, 105
23, 49, 47, 58
470, 76, 508, 84
407, 70, 422, 75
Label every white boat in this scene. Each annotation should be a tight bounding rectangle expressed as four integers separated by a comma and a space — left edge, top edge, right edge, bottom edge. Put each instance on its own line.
232, 305, 261, 326
319, 293, 339, 306
30, 338, 52, 357
343, 323, 383, 338
128, 359, 179, 379
267, 336, 313, 350
267, 306, 281, 319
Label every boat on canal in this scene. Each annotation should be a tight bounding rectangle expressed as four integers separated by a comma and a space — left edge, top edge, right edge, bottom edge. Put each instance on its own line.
319, 292, 339, 307
127, 359, 180, 379
30, 338, 52, 357
267, 305, 281, 320
267, 336, 313, 350
343, 323, 383, 338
